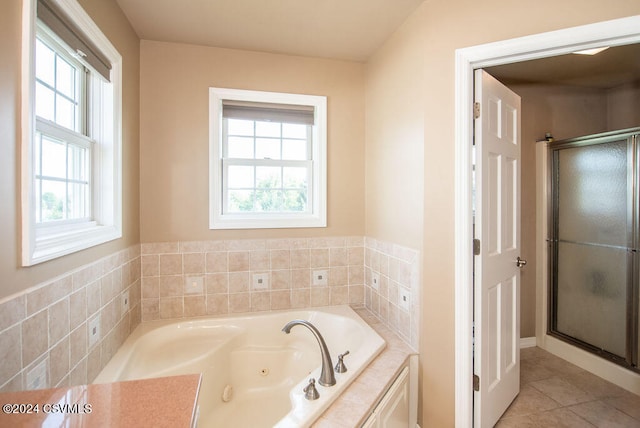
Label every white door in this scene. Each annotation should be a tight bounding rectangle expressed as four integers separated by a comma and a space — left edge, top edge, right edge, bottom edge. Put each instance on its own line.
473, 69, 522, 428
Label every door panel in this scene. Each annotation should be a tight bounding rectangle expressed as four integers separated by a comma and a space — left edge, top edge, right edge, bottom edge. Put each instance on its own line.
504, 157, 517, 251
474, 69, 522, 428
488, 152, 501, 255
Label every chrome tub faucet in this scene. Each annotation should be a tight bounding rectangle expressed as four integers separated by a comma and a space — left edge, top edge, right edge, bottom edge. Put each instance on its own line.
281, 319, 336, 387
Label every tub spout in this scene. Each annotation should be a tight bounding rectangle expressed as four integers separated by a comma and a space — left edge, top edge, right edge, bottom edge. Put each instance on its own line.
282, 320, 336, 387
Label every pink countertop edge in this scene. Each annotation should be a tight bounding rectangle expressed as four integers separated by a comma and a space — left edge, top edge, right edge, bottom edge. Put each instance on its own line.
0, 373, 201, 428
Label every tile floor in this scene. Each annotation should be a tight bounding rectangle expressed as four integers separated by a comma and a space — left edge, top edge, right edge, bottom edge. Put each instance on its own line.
496, 347, 640, 427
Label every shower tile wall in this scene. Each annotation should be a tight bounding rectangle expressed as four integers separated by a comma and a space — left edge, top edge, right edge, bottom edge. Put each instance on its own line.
0, 246, 142, 393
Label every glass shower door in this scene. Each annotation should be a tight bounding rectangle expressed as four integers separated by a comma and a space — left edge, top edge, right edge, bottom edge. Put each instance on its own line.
550, 129, 639, 369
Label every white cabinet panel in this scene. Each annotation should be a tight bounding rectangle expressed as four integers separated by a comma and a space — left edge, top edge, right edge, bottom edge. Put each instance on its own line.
362, 366, 410, 428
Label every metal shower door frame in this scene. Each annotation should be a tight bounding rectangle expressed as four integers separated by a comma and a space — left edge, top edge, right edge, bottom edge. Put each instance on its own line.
548, 127, 640, 372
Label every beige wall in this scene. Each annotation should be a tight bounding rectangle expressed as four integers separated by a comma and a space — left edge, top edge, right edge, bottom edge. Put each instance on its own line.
0, 0, 140, 301
364, 6, 426, 422
608, 82, 640, 130
365, 8, 425, 251
364, 1, 640, 426
139, 40, 365, 243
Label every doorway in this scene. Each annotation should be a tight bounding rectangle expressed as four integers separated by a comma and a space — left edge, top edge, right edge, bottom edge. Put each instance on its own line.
454, 15, 640, 428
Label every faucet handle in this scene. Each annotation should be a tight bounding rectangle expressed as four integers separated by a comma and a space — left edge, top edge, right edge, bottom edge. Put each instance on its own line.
303, 378, 320, 400
335, 350, 350, 373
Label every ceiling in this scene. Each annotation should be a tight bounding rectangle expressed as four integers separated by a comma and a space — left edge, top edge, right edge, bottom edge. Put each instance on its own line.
115, 1, 639, 86
488, 43, 640, 89
115, 0, 425, 61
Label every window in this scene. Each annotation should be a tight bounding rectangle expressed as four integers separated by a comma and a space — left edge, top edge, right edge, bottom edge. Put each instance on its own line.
21, 0, 122, 266
35, 31, 90, 224
209, 88, 327, 229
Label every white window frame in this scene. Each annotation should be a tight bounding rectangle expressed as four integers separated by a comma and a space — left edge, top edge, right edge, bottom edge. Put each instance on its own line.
34, 26, 92, 225
34, 28, 87, 134
209, 88, 327, 229
21, 0, 122, 266
34, 117, 93, 223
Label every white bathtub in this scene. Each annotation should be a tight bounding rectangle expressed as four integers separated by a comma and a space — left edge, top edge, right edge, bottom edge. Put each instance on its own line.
94, 305, 385, 427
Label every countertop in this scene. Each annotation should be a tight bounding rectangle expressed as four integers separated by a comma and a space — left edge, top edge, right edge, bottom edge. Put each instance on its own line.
0, 373, 201, 428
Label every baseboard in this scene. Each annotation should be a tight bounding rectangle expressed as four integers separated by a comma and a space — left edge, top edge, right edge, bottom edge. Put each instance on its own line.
520, 337, 537, 348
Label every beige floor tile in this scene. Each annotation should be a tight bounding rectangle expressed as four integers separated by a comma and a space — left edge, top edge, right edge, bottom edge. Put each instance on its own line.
521, 346, 552, 361
536, 354, 587, 377
498, 347, 640, 428
501, 385, 561, 418
495, 414, 536, 427
569, 400, 640, 428
603, 391, 640, 421
521, 359, 555, 386
530, 377, 594, 406
562, 370, 628, 400
530, 407, 596, 428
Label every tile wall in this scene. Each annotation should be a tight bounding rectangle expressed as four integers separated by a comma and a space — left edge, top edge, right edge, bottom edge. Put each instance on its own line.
0, 246, 141, 393
140, 237, 366, 320
0, 235, 420, 394
364, 237, 420, 350
140, 236, 420, 351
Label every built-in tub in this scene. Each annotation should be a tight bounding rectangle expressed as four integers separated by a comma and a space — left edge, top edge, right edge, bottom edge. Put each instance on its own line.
94, 305, 385, 427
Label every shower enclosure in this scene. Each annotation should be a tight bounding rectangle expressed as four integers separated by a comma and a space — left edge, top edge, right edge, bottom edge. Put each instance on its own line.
549, 127, 639, 372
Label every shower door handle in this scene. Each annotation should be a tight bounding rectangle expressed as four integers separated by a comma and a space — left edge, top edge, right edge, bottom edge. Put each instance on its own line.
516, 257, 527, 268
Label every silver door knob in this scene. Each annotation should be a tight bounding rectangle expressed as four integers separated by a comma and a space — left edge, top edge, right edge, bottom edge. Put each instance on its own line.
516, 257, 527, 268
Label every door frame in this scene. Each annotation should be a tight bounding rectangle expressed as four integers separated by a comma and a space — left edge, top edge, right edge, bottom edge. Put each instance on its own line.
454, 15, 640, 428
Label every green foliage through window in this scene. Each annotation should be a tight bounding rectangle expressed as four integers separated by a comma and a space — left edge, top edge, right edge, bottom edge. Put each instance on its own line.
228, 175, 307, 213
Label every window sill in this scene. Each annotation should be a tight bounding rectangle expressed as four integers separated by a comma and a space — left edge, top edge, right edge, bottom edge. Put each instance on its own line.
210, 213, 326, 230
25, 222, 121, 266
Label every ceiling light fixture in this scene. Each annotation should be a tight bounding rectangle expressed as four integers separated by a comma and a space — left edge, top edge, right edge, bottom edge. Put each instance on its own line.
572, 46, 610, 55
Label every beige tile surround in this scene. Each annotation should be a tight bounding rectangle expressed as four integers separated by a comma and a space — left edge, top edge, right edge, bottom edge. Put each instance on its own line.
140, 236, 420, 351
0, 246, 141, 393
140, 237, 367, 320
364, 237, 420, 351
0, 235, 419, 396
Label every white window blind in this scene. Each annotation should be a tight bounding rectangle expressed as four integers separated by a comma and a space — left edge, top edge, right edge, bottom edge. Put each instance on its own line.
222, 100, 315, 125
37, 0, 111, 81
